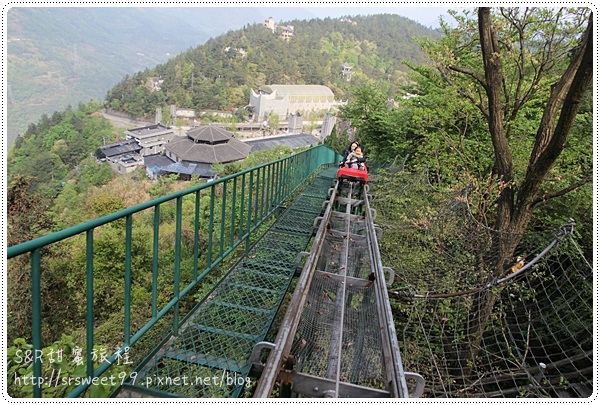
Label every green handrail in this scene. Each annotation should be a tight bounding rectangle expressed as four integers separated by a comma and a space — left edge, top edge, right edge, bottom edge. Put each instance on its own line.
7, 144, 339, 398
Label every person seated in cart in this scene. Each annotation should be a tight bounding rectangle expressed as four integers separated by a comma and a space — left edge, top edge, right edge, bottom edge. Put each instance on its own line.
339, 141, 360, 167
345, 145, 366, 170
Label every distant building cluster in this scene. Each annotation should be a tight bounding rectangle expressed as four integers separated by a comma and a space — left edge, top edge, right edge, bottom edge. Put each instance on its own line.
147, 77, 164, 92
341, 62, 353, 81
263, 17, 294, 40
97, 124, 252, 180
96, 122, 322, 180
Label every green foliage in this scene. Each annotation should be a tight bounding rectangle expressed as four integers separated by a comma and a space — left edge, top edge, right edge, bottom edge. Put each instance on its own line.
7, 176, 56, 247
338, 82, 420, 164
8, 102, 115, 198
210, 162, 225, 178
148, 173, 180, 199
266, 111, 280, 135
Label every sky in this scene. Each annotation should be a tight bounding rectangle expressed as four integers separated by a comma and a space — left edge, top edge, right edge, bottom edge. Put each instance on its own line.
3, 2, 459, 30
268, 5, 458, 29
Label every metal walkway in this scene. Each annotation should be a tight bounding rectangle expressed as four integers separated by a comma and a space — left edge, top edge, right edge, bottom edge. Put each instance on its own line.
114, 168, 338, 398
253, 174, 425, 398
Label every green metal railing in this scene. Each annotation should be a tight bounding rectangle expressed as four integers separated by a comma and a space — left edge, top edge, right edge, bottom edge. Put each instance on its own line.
7, 145, 338, 398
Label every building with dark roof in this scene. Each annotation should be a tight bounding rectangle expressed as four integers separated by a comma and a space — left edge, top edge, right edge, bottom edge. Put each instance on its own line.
144, 155, 214, 180
245, 133, 320, 153
109, 154, 144, 174
165, 126, 251, 164
147, 125, 252, 179
97, 139, 144, 174
125, 124, 176, 156
98, 139, 142, 159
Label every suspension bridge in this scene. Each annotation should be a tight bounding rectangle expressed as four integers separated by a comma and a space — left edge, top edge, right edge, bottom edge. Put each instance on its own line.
6, 145, 593, 398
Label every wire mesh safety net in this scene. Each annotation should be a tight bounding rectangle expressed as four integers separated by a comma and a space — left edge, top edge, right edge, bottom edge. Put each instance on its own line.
369, 169, 593, 398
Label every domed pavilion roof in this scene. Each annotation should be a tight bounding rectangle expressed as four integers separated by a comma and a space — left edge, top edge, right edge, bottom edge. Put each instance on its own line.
186, 125, 236, 144
165, 125, 251, 164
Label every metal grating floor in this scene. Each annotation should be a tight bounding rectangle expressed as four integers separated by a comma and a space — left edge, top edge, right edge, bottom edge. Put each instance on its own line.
116, 168, 338, 398
290, 194, 386, 391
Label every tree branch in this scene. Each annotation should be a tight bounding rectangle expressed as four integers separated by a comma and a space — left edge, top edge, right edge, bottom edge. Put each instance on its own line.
527, 13, 593, 171
448, 64, 487, 88
518, 13, 593, 214
532, 175, 593, 206
438, 66, 489, 119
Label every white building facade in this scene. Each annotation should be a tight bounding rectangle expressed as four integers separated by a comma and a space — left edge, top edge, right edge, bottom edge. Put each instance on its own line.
249, 85, 343, 122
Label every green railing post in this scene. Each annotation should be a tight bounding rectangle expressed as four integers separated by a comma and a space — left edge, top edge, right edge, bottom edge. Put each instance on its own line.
31, 248, 42, 398
152, 206, 160, 319
278, 160, 283, 202
239, 174, 246, 243
220, 182, 227, 259
246, 172, 254, 255
124, 215, 132, 347
193, 191, 201, 280
282, 159, 287, 200
86, 230, 94, 381
173, 196, 183, 336
254, 169, 260, 229
230, 177, 237, 248
207, 186, 215, 268
267, 164, 273, 210
260, 166, 267, 219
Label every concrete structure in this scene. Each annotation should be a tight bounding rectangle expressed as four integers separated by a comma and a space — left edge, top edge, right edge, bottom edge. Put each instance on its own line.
288, 112, 303, 133
125, 124, 176, 156
98, 139, 144, 174
175, 108, 196, 118
147, 77, 164, 92
280, 25, 294, 40
341, 62, 353, 81
264, 17, 275, 32
321, 112, 337, 141
144, 155, 213, 180
107, 153, 144, 174
249, 85, 342, 123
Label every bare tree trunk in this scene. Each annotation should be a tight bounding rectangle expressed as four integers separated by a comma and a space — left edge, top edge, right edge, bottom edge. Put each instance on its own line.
461, 8, 594, 370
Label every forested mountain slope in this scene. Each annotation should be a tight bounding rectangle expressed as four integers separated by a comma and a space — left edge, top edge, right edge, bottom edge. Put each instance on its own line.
105, 14, 439, 116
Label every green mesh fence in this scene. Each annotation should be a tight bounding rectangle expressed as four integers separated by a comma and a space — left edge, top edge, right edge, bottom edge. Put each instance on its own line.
117, 168, 339, 398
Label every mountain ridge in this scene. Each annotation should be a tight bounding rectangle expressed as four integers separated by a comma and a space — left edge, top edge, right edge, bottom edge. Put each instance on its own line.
104, 13, 439, 119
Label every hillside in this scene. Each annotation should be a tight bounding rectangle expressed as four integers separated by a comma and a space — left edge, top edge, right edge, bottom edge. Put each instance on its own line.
104, 14, 439, 117
6, 7, 323, 147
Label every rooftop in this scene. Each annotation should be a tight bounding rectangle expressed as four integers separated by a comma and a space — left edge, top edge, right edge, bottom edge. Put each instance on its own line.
126, 124, 173, 139
258, 85, 335, 98
245, 134, 320, 153
145, 155, 214, 178
99, 139, 142, 158
165, 125, 251, 164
